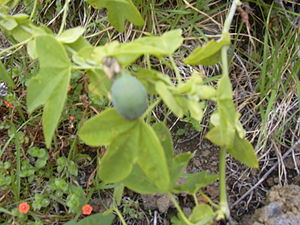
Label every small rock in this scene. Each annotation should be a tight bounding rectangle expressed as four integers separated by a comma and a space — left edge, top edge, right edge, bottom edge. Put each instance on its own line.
141, 194, 173, 213
183, 207, 192, 217
247, 185, 300, 225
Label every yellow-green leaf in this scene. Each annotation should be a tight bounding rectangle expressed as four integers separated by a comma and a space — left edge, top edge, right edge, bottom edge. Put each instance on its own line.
184, 36, 230, 66
88, 0, 144, 32
99, 126, 139, 183
79, 108, 138, 146
137, 122, 170, 192
227, 133, 259, 168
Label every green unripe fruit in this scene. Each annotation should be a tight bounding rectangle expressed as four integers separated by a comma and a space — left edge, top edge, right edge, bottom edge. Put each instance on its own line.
111, 73, 148, 120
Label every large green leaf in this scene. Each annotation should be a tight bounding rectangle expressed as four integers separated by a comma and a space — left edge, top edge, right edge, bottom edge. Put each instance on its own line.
227, 133, 259, 168
88, 0, 144, 32
184, 35, 230, 66
27, 35, 71, 112
118, 29, 183, 56
148, 123, 193, 191
63, 213, 115, 225
123, 164, 165, 194
79, 108, 138, 146
99, 125, 139, 183
26, 35, 71, 148
174, 171, 218, 194
92, 30, 183, 66
136, 122, 170, 192
153, 122, 174, 164
42, 72, 70, 147
0, 60, 15, 88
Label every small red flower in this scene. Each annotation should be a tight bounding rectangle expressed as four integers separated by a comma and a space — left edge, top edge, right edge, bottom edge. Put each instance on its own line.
69, 115, 75, 121
4, 101, 14, 109
18, 202, 30, 214
82, 204, 93, 215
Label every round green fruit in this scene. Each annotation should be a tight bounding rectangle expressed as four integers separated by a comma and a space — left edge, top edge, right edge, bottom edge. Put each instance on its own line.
111, 73, 148, 120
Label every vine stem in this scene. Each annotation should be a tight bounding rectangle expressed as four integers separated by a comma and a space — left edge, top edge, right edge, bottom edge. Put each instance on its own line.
114, 207, 128, 225
142, 97, 161, 119
30, 0, 38, 20
169, 55, 182, 85
58, 0, 71, 35
222, 0, 242, 34
168, 194, 193, 225
217, 0, 242, 219
0, 38, 31, 57
217, 147, 229, 219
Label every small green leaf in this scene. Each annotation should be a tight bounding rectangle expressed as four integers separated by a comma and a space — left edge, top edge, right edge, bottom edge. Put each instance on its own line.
189, 204, 215, 224
206, 126, 225, 147
0, 17, 17, 30
196, 85, 216, 100
35, 159, 47, 168
0, 60, 15, 88
170, 153, 193, 188
174, 171, 218, 194
217, 74, 233, 101
99, 125, 139, 183
186, 100, 203, 121
88, 0, 144, 32
67, 37, 92, 52
235, 114, 246, 139
113, 183, 124, 206
79, 108, 138, 146
155, 82, 184, 118
27, 40, 37, 59
227, 133, 259, 168
134, 68, 172, 94
57, 27, 85, 43
184, 36, 230, 66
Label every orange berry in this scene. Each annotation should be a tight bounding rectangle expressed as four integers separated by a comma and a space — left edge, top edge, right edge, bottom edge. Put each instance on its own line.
81, 204, 93, 215
4, 101, 14, 109
18, 202, 30, 214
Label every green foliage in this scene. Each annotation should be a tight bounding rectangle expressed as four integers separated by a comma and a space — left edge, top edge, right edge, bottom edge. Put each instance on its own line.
174, 171, 218, 194
32, 193, 50, 211
27, 35, 71, 148
87, 0, 144, 32
0, 60, 15, 88
64, 213, 115, 225
92, 29, 183, 66
184, 34, 230, 66
28, 147, 49, 169
0, 1, 260, 224
79, 108, 138, 146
